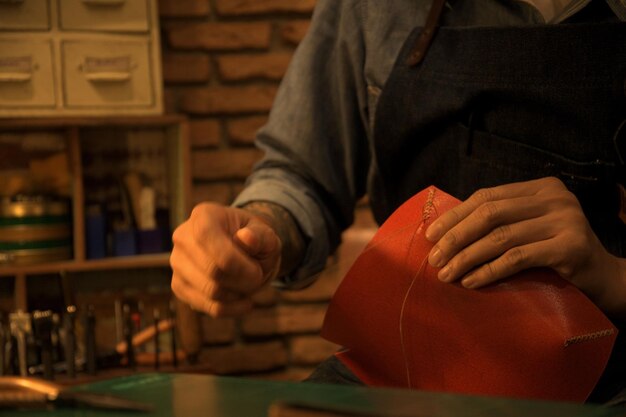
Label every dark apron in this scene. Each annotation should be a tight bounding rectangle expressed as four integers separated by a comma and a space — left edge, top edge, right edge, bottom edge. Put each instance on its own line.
370, 3, 626, 404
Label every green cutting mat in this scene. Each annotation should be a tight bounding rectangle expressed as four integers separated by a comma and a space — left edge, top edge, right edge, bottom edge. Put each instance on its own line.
1, 373, 625, 417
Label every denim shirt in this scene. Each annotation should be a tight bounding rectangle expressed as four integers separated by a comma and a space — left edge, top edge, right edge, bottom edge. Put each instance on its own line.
232, 0, 626, 288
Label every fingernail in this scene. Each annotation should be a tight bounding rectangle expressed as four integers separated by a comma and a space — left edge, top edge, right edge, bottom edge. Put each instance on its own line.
438, 264, 451, 282
462, 277, 477, 289
429, 247, 443, 267
425, 222, 442, 242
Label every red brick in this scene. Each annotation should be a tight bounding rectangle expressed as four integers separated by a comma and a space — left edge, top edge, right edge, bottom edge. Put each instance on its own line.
251, 284, 279, 307
241, 305, 327, 336
227, 116, 267, 145
201, 316, 237, 345
215, 0, 316, 15
280, 20, 311, 45
168, 22, 271, 50
279, 261, 341, 303
180, 85, 278, 115
192, 148, 264, 180
217, 53, 292, 81
290, 335, 339, 365
162, 54, 211, 83
198, 341, 288, 374
189, 119, 221, 148
159, 0, 210, 17
192, 183, 235, 206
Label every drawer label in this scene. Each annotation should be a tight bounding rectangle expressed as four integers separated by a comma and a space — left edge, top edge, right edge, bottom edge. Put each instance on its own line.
83, 56, 132, 74
0, 56, 32, 74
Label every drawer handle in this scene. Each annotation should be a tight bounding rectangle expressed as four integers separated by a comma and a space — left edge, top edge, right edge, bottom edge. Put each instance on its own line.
0, 56, 33, 82
81, 0, 125, 6
80, 56, 134, 82
85, 72, 131, 82
0, 73, 31, 82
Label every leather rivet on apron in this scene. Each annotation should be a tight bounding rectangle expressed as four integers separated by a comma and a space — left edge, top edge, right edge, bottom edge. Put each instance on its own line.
406, 0, 447, 67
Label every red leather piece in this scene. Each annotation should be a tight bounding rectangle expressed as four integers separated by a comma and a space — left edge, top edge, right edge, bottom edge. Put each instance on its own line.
321, 186, 617, 402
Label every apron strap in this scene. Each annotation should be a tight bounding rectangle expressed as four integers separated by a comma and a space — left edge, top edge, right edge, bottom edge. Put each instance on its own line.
406, 0, 447, 66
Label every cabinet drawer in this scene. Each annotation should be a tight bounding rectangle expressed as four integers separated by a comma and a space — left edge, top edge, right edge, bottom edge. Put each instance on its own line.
62, 40, 154, 108
0, 40, 56, 108
59, 0, 149, 33
0, 0, 50, 31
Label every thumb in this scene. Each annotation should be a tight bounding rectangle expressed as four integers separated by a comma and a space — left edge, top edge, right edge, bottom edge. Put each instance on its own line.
234, 220, 280, 259
234, 221, 282, 283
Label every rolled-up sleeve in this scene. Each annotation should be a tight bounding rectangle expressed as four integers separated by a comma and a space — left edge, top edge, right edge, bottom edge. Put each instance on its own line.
233, 0, 370, 289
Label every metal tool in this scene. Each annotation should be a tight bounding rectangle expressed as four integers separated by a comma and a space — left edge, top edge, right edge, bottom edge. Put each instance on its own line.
115, 299, 124, 344
83, 305, 96, 375
169, 299, 178, 368
63, 305, 76, 378
114, 317, 177, 367
153, 308, 160, 370
32, 310, 54, 380
9, 311, 31, 377
0, 377, 152, 412
51, 313, 62, 367
8, 333, 18, 375
123, 304, 136, 369
28, 357, 85, 376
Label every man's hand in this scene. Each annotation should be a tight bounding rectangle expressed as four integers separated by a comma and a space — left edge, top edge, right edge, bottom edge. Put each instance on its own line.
170, 203, 282, 317
425, 177, 626, 316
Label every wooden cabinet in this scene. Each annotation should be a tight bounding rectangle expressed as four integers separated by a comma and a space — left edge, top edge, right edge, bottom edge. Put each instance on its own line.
0, 116, 190, 310
0, 0, 162, 117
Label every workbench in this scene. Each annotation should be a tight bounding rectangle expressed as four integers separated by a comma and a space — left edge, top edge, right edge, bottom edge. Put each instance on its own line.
1, 373, 624, 417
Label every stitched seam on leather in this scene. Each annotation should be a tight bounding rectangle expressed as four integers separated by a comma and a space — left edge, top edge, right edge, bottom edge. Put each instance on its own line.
422, 188, 436, 223
564, 329, 615, 347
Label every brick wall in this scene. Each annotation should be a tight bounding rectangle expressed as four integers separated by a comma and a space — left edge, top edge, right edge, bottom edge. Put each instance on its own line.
159, 0, 378, 380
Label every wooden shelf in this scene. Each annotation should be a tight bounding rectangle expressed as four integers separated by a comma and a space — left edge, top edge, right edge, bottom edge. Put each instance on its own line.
0, 115, 187, 130
0, 253, 171, 277
0, 115, 190, 310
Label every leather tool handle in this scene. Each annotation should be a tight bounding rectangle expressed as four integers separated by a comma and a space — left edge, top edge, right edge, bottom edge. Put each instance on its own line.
64, 306, 76, 378
0, 391, 48, 408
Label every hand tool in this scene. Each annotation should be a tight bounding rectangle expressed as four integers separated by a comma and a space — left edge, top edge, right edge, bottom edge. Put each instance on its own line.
0, 376, 152, 412
133, 301, 144, 352
9, 311, 31, 377
123, 304, 136, 370
83, 305, 96, 375
32, 310, 54, 380
63, 305, 76, 378
170, 299, 178, 368
153, 308, 160, 370
28, 357, 85, 376
115, 299, 124, 344
114, 317, 184, 367
8, 333, 18, 375
115, 318, 174, 354
51, 313, 62, 366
